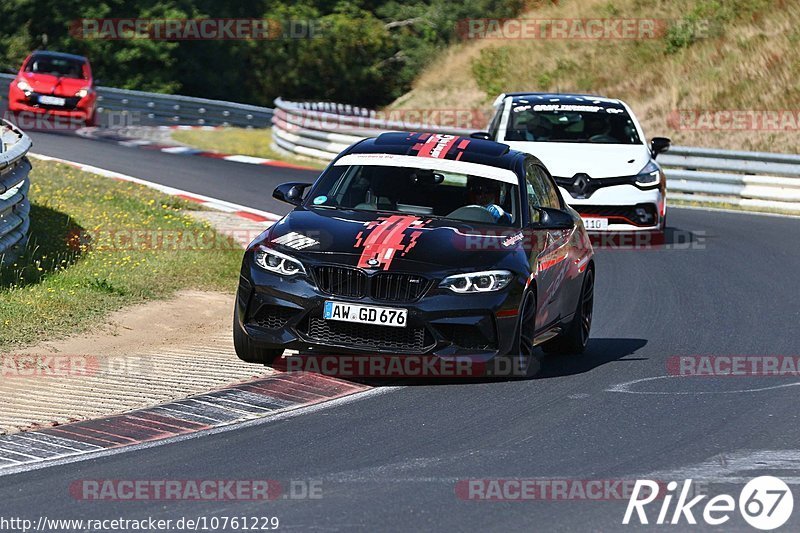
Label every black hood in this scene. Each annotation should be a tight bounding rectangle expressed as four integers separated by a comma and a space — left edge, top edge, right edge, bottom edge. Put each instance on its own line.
256, 208, 544, 272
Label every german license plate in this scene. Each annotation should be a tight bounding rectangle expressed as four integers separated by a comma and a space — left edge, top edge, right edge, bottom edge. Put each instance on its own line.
323, 301, 407, 328
39, 95, 66, 106
583, 217, 609, 231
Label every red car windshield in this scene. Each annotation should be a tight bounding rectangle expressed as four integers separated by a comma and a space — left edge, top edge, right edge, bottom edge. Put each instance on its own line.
25, 55, 88, 79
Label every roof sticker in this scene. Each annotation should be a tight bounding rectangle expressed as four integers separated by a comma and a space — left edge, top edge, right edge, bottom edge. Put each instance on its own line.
413, 134, 463, 159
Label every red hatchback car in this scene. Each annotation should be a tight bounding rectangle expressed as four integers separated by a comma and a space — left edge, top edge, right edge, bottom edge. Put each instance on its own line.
8, 51, 97, 127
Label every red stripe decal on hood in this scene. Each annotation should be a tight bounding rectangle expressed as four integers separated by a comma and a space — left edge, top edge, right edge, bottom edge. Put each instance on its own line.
355, 215, 431, 270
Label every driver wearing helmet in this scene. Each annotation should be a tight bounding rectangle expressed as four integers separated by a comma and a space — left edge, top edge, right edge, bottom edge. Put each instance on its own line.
466, 176, 511, 224
582, 113, 608, 139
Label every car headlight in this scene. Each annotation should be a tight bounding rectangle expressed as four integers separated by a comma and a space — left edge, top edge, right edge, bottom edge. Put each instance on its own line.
634, 161, 661, 185
440, 270, 513, 293
75, 88, 90, 98
16, 80, 33, 93
254, 246, 306, 276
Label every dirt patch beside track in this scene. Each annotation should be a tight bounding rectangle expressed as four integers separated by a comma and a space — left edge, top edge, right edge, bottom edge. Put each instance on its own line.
0, 290, 271, 434
13, 290, 233, 356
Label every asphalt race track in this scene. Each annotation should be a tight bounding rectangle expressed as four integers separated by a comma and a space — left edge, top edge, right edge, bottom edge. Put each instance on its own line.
3, 129, 800, 531
25, 129, 320, 214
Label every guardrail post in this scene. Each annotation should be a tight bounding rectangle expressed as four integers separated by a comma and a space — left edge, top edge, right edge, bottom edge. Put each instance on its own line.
0, 120, 33, 265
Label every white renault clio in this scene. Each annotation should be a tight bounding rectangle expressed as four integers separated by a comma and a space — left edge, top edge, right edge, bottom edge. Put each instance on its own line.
486, 92, 671, 232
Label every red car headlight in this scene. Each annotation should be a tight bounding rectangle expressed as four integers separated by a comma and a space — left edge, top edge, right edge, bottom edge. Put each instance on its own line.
16, 80, 34, 93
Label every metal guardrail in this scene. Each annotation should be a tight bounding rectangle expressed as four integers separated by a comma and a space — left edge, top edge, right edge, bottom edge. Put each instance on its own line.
272, 98, 800, 212
659, 147, 800, 210
0, 73, 273, 127
0, 119, 33, 265
2, 70, 798, 211
271, 97, 475, 160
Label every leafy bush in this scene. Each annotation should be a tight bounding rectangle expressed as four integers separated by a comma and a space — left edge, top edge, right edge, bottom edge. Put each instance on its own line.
471, 46, 513, 97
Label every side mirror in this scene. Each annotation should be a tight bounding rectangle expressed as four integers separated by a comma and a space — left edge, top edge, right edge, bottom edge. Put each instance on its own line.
650, 137, 671, 159
273, 182, 312, 206
470, 131, 492, 140
531, 207, 574, 230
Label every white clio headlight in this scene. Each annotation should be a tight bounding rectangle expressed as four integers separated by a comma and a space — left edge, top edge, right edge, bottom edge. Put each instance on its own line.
440, 270, 513, 293
254, 247, 306, 276
16, 80, 33, 92
635, 161, 661, 185
75, 88, 90, 98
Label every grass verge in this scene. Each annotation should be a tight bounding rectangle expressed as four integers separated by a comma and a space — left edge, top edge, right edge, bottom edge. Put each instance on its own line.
0, 160, 242, 351
171, 127, 327, 170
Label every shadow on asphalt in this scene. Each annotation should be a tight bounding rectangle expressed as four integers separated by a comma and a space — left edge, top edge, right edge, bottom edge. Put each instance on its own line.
290, 337, 649, 388
537, 337, 648, 379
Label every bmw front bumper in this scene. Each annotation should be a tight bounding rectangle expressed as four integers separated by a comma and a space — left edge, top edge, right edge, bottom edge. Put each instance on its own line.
235, 259, 526, 361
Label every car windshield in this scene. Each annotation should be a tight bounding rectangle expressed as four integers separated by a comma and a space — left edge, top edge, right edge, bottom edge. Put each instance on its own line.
310, 157, 520, 227
505, 103, 641, 144
25, 55, 87, 79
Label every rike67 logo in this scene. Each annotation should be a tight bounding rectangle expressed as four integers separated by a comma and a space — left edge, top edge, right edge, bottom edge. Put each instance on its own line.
623, 477, 794, 530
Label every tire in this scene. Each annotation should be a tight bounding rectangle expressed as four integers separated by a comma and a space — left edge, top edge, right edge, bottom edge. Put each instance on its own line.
233, 305, 283, 365
541, 266, 594, 355
84, 110, 98, 128
653, 214, 667, 244
654, 215, 666, 236
492, 290, 542, 379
